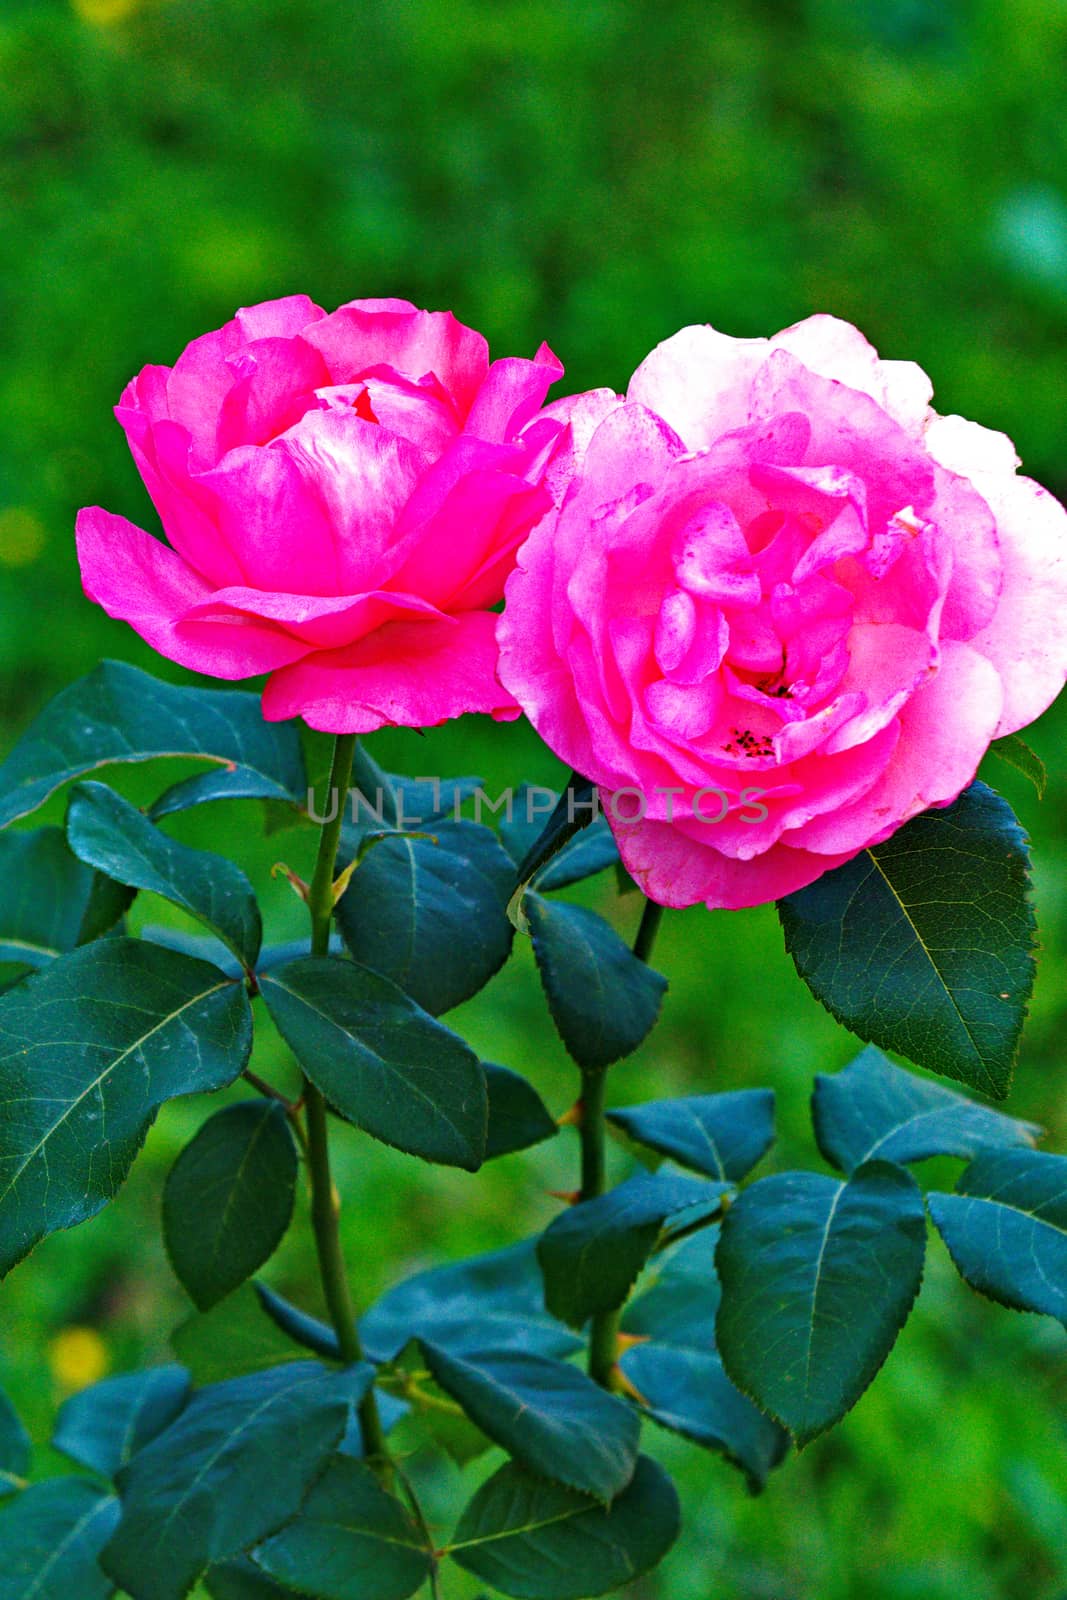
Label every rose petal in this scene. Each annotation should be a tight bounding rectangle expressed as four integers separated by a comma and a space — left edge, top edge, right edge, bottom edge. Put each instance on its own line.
75, 507, 310, 677
303, 305, 490, 417
262, 610, 518, 732
627, 325, 767, 451
181, 585, 444, 650
612, 812, 858, 910
787, 640, 1004, 854
463, 344, 565, 443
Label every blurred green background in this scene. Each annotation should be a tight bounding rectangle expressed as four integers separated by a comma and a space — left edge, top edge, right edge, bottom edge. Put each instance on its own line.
3, 0, 1067, 1595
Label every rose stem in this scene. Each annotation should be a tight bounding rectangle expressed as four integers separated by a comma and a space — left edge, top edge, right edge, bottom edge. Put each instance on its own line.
304, 731, 389, 1469
583, 892, 666, 1388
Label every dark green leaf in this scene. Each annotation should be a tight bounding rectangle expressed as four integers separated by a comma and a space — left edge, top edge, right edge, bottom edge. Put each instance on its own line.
254, 1283, 341, 1362
335, 821, 514, 1015
138, 930, 343, 980
101, 1362, 373, 1600
0, 660, 306, 828
53, 1365, 190, 1481
621, 1231, 721, 1350
484, 1063, 557, 1160
0, 1389, 29, 1498
149, 767, 304, 823
621, 1344, 787, 1492
538, 1172, 728, 1329
716, 1162, 926, 1445
260, 957, 486, 1170
621, 1231, 789, 1489
449, 1455, 679, 1599
506, 776, 600, 904
419, 1342, 639, 1502
361, 1241, 581, 1364
253, 1457, 433, 1600
348, 744, 483, 831
75, 869, 135, 946
0, 1479, 119, 1600
67, 782, 262, 970
0, 940, 253, 1277
779, 783, 1036, 1098
163, 1102, 298, 1310
813, 1046, 1042, 1174
525, 893, 666, 1070
607, 1090, 775, 1181
500, 786, 618, 891
337, 1394, 409, 1456
205, 1559, 310, 1600
987, 733, 1047, 798
172, 1284, 313, 1384
928, 1149, 1067, 1319
0, 828, 125, 970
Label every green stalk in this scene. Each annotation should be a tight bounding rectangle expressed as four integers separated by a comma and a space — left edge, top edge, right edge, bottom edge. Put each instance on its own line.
583, 893, 666, 1388
303, 733, 388, 1468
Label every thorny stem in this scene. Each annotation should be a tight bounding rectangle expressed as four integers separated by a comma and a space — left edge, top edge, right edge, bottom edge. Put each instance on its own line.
583, 893, 666, 1388
303, 733, 389, 1470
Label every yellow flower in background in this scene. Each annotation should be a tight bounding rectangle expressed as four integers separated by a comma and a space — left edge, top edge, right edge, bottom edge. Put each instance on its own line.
48, 1326, 109, 1393
71, 0, 143, 26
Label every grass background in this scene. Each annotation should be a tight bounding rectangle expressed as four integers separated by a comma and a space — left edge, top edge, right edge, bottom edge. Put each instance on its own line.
3, 0, 1067, 1594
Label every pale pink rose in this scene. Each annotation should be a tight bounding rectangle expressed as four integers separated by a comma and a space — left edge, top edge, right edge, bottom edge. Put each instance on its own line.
498, 316, 1067, 910
77, 295, 568, 732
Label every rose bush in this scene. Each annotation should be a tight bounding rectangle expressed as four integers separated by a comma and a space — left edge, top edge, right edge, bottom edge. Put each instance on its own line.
498, 315, 1067, 909
76, 295, 567, 731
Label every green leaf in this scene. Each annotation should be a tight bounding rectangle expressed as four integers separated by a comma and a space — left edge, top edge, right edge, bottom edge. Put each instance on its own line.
149, 767, 304, 823
0, 1389, 29, 1498
101, 1361, 373, 1600
525, 893, 667, 1070
621, 1231, 722, 1350
348, 743, 483, 832
0, 660, 306, 828
53, 1366, 190, 1481
928, 1149, 1067, 1319
987, 732, 1047, 798
252, 1457, 433, 1600
607, 1089, 775, 1181
716, 1163, 926, 1445
254, 1283, 341, 1362
0, 1479, 120, 1600
419, 1342, 639, 1502
260, 956, 486, 1170
67, 783, 262, 971
163, 1103, 298, 1311
449, 1455, 680, 1599
484, 1063, 557, 1160
500, 785, 618, 891
538, 1172, 729, 1329
360, 1241, 581, 1364
172, 1284, 313, 1384
778, 783, 1036, 1097
0, 939, 253, 1277
75, 869, 136, 947
205, 1559, 310, 1600
334, 821, 515, 1015
621, 1344, 787, 1493
0, 828, 126, 973
619, 1232, 788, 1491
813, 1046, 1042, 1174
505, 776, 601, 905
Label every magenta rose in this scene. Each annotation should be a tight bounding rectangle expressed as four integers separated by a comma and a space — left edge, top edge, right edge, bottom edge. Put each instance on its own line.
498, 316, 1067, 910
76, 295, 568, 731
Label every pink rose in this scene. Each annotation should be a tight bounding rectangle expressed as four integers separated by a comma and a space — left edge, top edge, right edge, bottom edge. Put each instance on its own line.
77, 295, 567, 732
498, 316, 1067, 910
